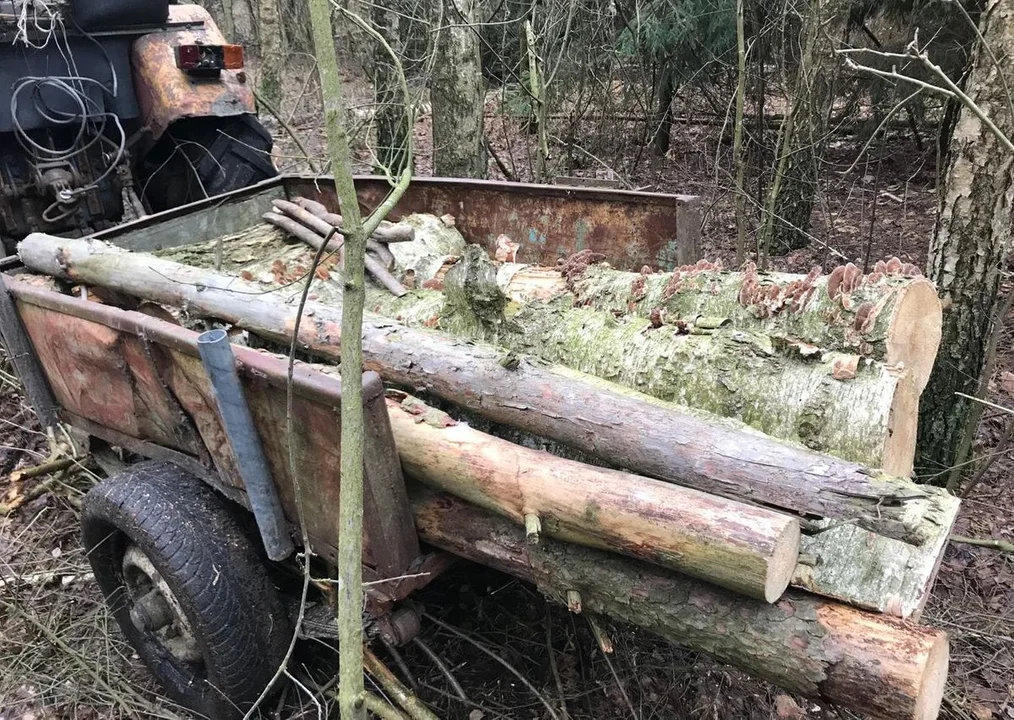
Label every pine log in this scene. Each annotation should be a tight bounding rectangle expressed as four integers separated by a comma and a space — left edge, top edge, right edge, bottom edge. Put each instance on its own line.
381, 392, 799, 601
18, 233, 950, 546
370, 247, 919, 476
410, 489, 948, 720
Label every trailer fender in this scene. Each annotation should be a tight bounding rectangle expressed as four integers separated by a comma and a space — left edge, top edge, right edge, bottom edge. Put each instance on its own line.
130, 4, 255, 147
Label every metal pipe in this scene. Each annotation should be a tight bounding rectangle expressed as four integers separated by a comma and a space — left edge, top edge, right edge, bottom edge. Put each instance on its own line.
197, 328, 294, 560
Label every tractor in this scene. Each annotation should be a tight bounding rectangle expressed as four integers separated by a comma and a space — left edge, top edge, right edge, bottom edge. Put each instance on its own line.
0, 0, 277, 254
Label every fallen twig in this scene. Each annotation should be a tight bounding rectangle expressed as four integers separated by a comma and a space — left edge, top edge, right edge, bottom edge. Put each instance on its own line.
263, 211, 407, 297
292, 196, 415, 244
411, 636, 468, 702
546, 612, 570, 720
9, 455, 77, 483
950, 535, 1014, 553
1, 475, 61, 515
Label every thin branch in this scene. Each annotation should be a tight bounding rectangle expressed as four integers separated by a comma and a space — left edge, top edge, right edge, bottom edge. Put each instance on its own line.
950, 535, 1014, 553
253, 88, 320, 174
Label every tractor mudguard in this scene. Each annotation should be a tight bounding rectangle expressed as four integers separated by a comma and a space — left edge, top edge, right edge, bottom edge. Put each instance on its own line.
130, 4, 255, 148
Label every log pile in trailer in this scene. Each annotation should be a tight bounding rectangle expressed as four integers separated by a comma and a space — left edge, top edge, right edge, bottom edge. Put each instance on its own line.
14, 190, 956, 720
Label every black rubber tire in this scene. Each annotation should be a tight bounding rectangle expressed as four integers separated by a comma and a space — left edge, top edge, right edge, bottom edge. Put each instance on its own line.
137, 113, 278, 213
82, 461, 291, 719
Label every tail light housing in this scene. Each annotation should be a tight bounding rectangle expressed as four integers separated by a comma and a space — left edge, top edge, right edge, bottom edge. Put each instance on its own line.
176, 44, 244, 74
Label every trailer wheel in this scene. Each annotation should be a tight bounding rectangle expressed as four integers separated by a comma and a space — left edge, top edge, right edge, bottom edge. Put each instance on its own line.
82, 461, 291, 719
137, 114, 278, 212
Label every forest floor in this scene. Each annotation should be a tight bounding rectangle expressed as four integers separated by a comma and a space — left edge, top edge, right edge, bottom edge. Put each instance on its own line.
2, 70, 1013, 720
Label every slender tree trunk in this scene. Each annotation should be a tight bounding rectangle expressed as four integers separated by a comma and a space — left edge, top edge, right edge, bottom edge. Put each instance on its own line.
525, 19, 551, 182
307, 1, 367, 717
258, 0, 283, 107
651, 61, 676, 156
917, 0, 1014, 484
733, 0, 748, 264
372, 0, 410, 176
231, 0, 255, 43
431, 0, 486, 178
759, 0, 844, 254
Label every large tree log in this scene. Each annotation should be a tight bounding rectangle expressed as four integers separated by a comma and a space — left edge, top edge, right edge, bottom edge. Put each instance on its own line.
380, 392, 799, 601
410, 489, 948, 720
368, 247, 920, 476
168, 220, 930, 474
381, 228, 941, 392
18, 234, 950, 547
566, 260, 941, 392
298, 360, 954, 618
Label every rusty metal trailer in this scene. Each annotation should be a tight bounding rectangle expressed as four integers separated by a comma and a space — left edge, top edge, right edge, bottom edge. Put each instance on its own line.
0, 175, 701, 718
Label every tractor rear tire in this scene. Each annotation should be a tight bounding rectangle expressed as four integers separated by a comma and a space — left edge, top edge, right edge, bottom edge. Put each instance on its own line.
82, 461, 291, 718
137, 114, 278, 213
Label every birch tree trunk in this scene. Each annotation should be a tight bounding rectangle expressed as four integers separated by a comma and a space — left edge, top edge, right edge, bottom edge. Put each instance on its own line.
371, 247, 927, 474
431, 0, 486, 178
917, 0, 1014, 484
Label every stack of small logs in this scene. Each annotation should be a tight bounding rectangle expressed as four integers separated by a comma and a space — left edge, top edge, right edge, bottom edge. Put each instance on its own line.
17, 200, 954, 720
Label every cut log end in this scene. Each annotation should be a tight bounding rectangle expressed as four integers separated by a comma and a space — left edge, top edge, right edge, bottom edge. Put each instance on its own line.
883, 371, 920, 478
887, 279, 942, 394
819, 603, 948, 720
914, 634, 949, 720
766, 519, 802, 603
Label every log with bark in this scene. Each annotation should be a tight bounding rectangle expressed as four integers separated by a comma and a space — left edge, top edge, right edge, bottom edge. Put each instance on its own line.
369, 246, 921, 476
17, 233, 951, 548
566, 259, 942, 392
378, 391, 800, 601
254, 211, 931, 475
303, 363, 954, 617
410, 488, 948, 720
374, 229, 942, 394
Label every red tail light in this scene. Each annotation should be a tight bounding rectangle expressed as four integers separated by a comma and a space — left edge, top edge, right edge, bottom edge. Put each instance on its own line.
176, 44, 244, 73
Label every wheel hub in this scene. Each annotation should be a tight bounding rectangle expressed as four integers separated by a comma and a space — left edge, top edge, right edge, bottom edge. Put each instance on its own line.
122, 544, 203, 664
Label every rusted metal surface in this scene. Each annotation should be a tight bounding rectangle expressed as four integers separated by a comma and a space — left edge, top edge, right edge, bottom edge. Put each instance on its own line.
286, 176, 702, 270
131, 4, 255, 143
0, 280, 59, 427
7, 277, 420, 580
90, 175, 702, 270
